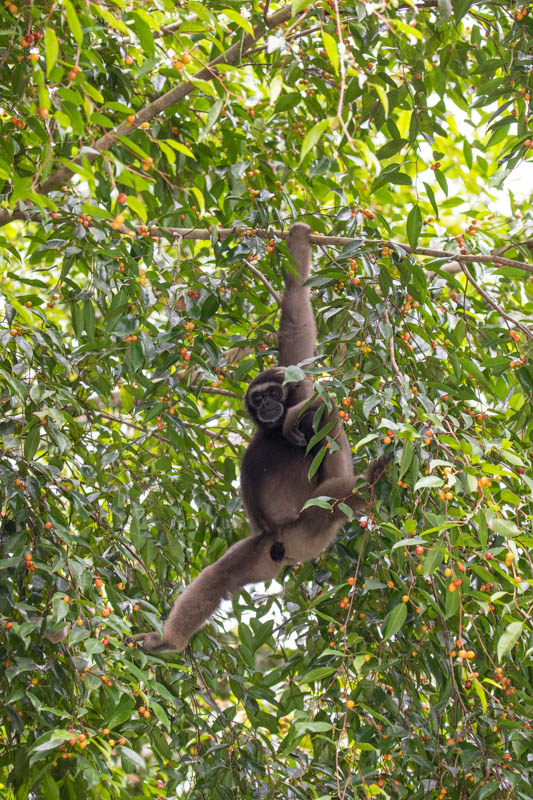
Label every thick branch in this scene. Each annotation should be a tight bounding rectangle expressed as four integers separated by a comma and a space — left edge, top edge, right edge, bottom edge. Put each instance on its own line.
152, 226, 533, 275
0, 5, 294, 228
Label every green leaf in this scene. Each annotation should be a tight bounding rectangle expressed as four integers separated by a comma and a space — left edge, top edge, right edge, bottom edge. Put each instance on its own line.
414, 475, 443, 491
369, 82, 389, 118
437, 0, 453, 22
151, 701, 171, 732
223, 8, 254, 35
322, 31, 339, 75
163, 139, 194, 159
406, 205, 422, 250
130, 11, 155, 57
0, 158, 10, 180
151, 728, 173, 761
453, 0, 473, 23
435, 168, 448, 196
269, 73, 283, 105
90, 3, 130, 34
292, 0, 311, 11
399, 441, 413, 479
83, 300, 96, 341
300, 118, 332, 162
306, 417, 338, 451
120, 746, 146, 770
45, 27, 59, 77
105, 694, 136, 729
126, 195, 147, 221
117, 135, 150, 160
423, 182, 439, 218
308, 446, 327, 480
394, 18, 424, 40
41, 776, 60, 800
203, 100, 223, 136
30, 730, 71, 754
423, 548, 444, 576
392, 536, 426, 551
492, 518, 520, 538
275, 92, 302, 113
376, 139, 408, 159
300, 666, 337, 683
497, 621, 523, 662
384, 603, 407, 640
63, 0, 83, 46
472, 678, 487, 713
302, 497, 334, 511
445, 583, 460, 618
284, 365, 306, 383
24, 427, 40, 461
294, 720, 333, 733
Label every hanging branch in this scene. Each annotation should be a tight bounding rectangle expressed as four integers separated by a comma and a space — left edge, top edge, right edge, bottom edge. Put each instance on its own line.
244, 260, 282, 304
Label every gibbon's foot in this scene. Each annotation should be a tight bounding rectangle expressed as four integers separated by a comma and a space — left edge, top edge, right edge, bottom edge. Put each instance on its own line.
125, 631, 186, 653
269, 541, 285, 561
366, 452, 394, 485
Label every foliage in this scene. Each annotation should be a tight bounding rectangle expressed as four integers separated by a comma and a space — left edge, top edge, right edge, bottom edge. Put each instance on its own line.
1, 0, 533, 799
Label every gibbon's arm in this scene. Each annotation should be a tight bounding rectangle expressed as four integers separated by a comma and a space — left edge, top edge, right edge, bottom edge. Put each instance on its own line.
279, 223, 316, 380
127, 533, 285, 653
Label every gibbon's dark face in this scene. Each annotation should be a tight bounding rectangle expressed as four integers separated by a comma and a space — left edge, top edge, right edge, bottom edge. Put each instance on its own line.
245, 368, 290, 429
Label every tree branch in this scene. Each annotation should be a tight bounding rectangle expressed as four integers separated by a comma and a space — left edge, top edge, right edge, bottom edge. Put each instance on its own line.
153, 226, 533, 275
459, 263, 533, 341
244, 260, 282, 304
383, 309, 401, 376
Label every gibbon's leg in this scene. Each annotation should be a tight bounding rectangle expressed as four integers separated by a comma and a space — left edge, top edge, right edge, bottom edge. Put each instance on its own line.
281, 478, 366, 564
281, 454, 392, 565
128, 533, 284, 653
279, 223, 316, 383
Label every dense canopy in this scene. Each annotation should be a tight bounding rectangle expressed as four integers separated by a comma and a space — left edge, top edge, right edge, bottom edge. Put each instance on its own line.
1, 1, 533, 798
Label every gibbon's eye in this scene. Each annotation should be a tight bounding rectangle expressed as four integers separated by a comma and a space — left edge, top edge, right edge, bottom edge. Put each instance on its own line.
268, 385, 282, 400
251, 391, 262, 406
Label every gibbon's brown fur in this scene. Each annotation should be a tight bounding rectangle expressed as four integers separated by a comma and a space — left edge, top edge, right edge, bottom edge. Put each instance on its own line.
128, 222, 388, 653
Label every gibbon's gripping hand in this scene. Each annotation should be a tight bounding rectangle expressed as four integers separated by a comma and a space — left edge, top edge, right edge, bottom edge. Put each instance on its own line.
125, 630, 187, 653
282, 411, 307, 447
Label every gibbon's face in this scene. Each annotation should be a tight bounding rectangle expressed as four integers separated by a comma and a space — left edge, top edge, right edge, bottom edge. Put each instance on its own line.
246, 369, 290, 429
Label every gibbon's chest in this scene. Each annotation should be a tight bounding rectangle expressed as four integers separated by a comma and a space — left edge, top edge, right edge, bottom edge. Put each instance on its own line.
240, 431, 320, 531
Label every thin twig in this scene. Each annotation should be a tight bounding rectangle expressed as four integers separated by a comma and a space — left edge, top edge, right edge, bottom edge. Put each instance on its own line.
244, 261, 282, 304
383, 308, 401, 376
332, 0, 355, 151
97, 410, 171, 442
188, 385, 239, 398
459, 263, 533, 341
493, 239, 533, 257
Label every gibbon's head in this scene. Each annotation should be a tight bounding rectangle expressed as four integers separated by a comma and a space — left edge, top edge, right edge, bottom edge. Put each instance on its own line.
245, 367, 294, 429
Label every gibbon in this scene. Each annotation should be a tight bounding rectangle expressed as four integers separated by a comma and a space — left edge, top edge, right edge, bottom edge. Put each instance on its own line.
128, 222, 388, 653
